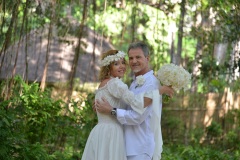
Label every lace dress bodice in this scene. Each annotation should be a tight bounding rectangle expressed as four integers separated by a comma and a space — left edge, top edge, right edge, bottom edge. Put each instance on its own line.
95, 86, 125, 124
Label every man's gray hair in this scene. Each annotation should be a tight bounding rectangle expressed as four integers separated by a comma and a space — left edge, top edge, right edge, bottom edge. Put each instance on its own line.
127, 41, 150, 57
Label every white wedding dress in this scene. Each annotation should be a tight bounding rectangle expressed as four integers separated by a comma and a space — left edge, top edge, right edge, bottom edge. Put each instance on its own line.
81, 77, 148, 160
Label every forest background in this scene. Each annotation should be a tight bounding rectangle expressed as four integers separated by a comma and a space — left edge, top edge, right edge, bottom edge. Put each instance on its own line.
0, 0, 239, 159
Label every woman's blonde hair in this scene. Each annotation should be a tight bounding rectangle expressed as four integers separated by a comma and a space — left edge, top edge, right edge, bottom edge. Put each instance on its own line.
98, 50, 126, 81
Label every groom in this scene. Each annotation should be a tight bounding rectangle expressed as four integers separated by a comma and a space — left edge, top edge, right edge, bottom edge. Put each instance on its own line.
96, 41, 174, 160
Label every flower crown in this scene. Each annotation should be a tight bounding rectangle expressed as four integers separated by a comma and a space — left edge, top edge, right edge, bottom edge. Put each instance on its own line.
100, 51, 126, 67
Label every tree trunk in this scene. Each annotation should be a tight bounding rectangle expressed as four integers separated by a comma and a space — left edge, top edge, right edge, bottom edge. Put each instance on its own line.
68, 0, 88, 98
230, 41, 240, 80
191, 40, 202, 92
24, 14, 29, 84
0, 0, 6, 36
40, 2, 55, 91
170, 32, 175, 63
191, 5, 204, 93
7, 0, 30, 100
131, 1, 137, 42
92, 0, 97, 82
175, 0, 186, 65
0, 0, 20, 74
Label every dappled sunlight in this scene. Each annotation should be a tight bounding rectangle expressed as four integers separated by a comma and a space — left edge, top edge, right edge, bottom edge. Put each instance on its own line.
221, 87, 239, 114
183, 94, 189, 108
191, 109, 204, 128
163, 92, 239, 142
0, 26, 112, 84
204, 94, 216, 127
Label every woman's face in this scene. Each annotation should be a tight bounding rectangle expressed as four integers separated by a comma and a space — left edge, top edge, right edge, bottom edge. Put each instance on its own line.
110, 58, 126, 78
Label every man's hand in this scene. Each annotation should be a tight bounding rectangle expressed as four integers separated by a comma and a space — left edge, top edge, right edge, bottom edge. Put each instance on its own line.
95, 97, 113, 114
159, 85, 174, 98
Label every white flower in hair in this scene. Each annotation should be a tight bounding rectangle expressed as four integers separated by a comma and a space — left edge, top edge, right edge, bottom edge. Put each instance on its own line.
100, 51, 126, 67
135, 75, 145, 88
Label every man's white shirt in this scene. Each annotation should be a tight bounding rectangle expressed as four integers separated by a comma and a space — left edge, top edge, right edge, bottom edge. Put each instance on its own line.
116, 70, 161, 158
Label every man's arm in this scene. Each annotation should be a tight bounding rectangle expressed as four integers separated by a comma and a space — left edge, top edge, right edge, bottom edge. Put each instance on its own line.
116, 107, 152, 125
96, 97, 151, 125
96, 85, 174, 125
95, 85, 173, 112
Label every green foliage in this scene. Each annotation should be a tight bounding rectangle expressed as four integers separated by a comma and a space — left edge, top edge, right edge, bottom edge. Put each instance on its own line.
206, 121, 223, 142
211, 0, 240, 42
225, 109, 240, 125
206, 121, 223, 137
230, 78, 240, 92
162, 144, 240, 160
0, 102, 52, 160
189, 126, 205, 144
78, 93, 97, 157
1, 0, 239, 94
0, 76, 97, 159
225, 130, 240, 150
162, 113, 184, 143
1, 78, 239, 159
224, 109, 240, 150
0, 76, 61, 159
11, 76, 62, 143
209, 79, 226, 93
197, 54, 231, 93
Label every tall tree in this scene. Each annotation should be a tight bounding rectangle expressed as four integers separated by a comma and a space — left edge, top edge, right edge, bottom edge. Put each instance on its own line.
40, 1, 55, 91
91, 0, 97, 82
0, 0, 21, 100
175, 0, 186, 65
191, 3, 205, 92
7, 0, 31, 99
0, 0, 20, 74
130, 0, 137, 42
68, 0, 88, 98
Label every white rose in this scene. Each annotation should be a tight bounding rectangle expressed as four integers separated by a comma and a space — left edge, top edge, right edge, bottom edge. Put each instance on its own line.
136, 75, 145, 87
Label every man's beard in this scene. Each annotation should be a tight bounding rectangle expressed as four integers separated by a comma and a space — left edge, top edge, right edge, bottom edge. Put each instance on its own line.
131, 67, 141, 73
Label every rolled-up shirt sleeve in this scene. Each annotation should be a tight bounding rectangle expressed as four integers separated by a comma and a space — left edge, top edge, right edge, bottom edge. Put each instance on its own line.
116, 80, 158, 125
116, 104, 152, 125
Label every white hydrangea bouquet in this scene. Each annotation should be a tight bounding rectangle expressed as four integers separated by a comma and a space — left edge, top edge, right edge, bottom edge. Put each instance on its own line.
156, 63, 192, 102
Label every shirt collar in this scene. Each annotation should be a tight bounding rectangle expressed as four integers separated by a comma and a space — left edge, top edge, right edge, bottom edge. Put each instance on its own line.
134, 70, 154, 80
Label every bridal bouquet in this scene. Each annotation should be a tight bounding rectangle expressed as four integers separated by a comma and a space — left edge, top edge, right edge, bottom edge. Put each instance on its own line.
157, 63, 191, 102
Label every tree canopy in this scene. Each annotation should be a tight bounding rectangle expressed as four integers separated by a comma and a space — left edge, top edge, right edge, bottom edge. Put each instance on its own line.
0, 0, 239, 95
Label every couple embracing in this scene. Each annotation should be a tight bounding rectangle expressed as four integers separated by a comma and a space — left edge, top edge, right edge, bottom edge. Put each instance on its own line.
81, 42, 174, 160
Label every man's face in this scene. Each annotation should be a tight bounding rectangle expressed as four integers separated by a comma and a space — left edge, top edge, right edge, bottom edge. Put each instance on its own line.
128, 48, 149, 76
